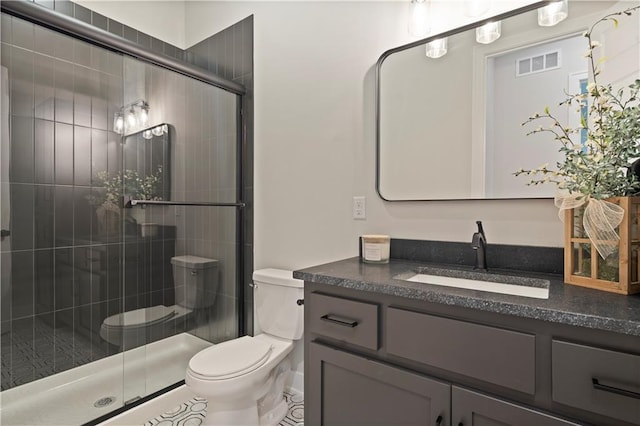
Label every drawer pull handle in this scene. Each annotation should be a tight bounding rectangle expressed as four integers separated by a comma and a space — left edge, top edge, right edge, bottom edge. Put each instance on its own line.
320, 314, 358, 328
592, 378, 640, 400
435, 415, 443, 426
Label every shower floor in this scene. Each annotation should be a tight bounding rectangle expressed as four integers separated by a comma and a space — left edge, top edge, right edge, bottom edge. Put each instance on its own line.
0, 333, 211, 425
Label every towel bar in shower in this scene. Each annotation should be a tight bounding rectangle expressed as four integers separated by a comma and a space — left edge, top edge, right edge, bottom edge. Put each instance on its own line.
125, 199, 245, 208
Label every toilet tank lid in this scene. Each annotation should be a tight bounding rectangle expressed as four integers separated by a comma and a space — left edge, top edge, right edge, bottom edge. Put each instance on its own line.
171, 255, 218, 269
253, 268, 303, 288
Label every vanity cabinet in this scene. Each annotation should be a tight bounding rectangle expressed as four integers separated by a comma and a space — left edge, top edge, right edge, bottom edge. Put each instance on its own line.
309, 342, 450, 425
304, 283, 640, 426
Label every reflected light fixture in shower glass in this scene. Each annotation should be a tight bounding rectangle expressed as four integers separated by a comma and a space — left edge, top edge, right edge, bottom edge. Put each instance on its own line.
113, 112, 124, 134
476, 21, 501, 44
538, 0, 568, 26
151, 124, 169, 137
113, 100, 151, 135
139, 103, 150, 126
126, 107, 137, 127
426, 37, 448, 58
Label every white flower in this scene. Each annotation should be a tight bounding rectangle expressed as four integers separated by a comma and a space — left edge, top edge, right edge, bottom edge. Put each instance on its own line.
590, 40, 602, 48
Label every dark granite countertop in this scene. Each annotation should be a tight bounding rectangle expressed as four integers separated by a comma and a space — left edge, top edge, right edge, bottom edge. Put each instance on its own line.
294, 257, 640, 337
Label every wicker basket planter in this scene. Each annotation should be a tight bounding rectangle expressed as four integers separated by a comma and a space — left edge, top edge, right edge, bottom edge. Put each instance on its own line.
564, 196, 640, 295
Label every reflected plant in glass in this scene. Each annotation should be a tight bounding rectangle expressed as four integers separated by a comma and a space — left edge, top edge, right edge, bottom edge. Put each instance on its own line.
88, 166, 164, 235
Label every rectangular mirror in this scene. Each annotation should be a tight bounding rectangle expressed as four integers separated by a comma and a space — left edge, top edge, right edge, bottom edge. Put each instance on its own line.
122, 123, 171, 201
377, 0, 639, 200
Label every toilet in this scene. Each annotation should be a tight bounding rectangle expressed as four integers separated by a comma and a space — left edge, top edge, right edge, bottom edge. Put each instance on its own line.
100, 255, 219, 350
185, 268, 304, 426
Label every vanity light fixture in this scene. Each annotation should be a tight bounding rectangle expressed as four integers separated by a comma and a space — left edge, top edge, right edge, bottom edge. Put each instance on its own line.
538, 0, 568, 27
465, 0, 491, 17
425, 37, 448, 58
476, 21, 501, 44
113, 99, 150, 135
408, 0, 431, 37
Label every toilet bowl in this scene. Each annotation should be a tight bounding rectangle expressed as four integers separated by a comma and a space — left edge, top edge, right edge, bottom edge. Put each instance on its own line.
100, 255, 219, 349
99, 305, 191, 350
185, 269, 304, 426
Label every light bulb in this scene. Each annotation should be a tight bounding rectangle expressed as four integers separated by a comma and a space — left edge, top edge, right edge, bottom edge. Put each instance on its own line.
476, 21, 501, 44
465, 0, 490, 17
408, 0, 431, 38
126, 108, 137, 128
538, 0, 568, 27
152, 125, 164, 137
139, 104, 149, 126
142, 129, 153, 139
426, 38, 448, 59
113, 113, 124, 134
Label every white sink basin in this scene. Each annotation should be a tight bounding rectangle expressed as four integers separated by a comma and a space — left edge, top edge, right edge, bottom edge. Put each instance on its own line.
403, 269, 550, 299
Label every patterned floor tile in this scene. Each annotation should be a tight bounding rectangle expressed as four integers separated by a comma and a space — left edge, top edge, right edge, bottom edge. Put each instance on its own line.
145, 391, 304, 426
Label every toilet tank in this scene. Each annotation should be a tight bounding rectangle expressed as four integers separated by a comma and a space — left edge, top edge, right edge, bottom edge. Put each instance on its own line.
253, 269, 304, 340
171, 255, 219, 309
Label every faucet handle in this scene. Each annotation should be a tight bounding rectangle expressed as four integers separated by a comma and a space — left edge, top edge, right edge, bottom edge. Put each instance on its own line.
476, 220, 486, 240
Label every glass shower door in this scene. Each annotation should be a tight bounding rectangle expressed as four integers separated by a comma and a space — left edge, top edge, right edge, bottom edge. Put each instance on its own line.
119, 56, 242, 404
0, 13, 128, 424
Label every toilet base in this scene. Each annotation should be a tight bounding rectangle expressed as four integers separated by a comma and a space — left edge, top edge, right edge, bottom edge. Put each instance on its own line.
259, 397, 288, 426
204, 401, 259, 426
203, 393, 288, 426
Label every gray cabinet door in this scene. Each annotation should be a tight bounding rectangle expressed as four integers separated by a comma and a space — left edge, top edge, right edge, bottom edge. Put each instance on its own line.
308, 342, 450, 426
452, 387, 580, 426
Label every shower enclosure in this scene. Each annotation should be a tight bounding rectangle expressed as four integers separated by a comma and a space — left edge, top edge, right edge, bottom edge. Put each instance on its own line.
0, 3, 246, 424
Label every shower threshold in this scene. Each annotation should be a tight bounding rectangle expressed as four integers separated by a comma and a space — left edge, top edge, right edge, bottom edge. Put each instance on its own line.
0, 333, 211, 425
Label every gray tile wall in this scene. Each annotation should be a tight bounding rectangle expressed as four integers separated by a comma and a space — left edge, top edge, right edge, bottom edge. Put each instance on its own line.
1, 13, 127, 389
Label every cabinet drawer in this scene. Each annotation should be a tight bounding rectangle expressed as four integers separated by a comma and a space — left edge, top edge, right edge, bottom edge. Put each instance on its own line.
387, 307, 536, 394
453, 386, 579, 426
552, 340, 640, 425
307, 292, 379, 351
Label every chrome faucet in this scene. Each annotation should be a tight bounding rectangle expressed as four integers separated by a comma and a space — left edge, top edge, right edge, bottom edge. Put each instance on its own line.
472, 220, 488, 271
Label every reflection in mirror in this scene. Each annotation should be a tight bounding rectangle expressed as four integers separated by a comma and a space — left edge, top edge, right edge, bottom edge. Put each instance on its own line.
91, 123, 170, 238
377, 1, 639, 201
122, 123, 171, 202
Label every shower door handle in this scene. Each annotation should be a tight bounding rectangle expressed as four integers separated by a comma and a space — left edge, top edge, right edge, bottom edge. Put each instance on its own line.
1, 229, 9, 241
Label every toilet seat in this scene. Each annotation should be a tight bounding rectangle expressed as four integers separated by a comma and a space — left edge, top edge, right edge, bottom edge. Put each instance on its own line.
102, 305, 175, 330
188, 336, 273, 381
